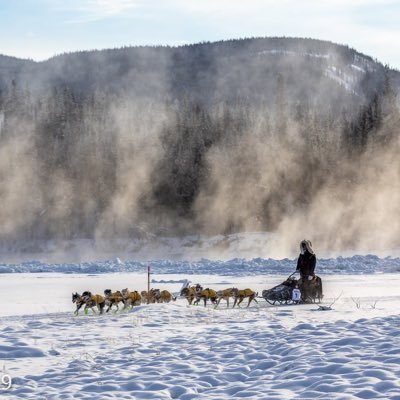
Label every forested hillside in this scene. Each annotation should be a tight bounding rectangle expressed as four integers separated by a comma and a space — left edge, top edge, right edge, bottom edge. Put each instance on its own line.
0, 37, 399, 252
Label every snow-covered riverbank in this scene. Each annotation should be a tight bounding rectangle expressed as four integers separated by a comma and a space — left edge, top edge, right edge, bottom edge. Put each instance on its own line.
0, 272, 399, 399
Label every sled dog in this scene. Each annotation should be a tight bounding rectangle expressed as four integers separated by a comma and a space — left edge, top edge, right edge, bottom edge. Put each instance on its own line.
193, 288, 218, 307
121, 288, 142, 309
216, 288, 235, 308
104, 289, 124, 312
81, 291, 106, 314
231, 288, 258, 308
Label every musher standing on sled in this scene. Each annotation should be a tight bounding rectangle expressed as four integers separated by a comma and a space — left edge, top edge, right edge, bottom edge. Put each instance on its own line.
296, 239, 316, 300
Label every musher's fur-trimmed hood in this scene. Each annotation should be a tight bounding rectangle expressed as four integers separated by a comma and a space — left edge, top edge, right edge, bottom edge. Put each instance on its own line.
300, 239, 314, 255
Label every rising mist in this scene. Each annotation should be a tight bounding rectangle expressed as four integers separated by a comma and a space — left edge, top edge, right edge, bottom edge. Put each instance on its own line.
0, 38, 399, 259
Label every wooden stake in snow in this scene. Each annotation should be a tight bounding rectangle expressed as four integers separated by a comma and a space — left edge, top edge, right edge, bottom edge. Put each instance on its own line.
147, 265, 151, 304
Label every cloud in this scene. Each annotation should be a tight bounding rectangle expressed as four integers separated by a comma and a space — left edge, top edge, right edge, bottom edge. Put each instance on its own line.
162, 0, 395, 16
49, 0, 138, 23
80, 0, 137, 16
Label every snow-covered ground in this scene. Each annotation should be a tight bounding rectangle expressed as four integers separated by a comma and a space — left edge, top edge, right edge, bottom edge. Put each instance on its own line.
1, 269, 399, 399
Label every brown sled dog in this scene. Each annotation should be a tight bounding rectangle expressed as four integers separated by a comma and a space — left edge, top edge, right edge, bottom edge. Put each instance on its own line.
180, 286, 197, 305
151, 289, 176, 303
104, 289, 124, 312
76, 291, 106, 314
140, 290, 158, 304
231, 288, 258, 308
121, 288, 142, 309
140, 290, 153, 304
82, 291, 106, 314
194, 288, 218, 307
216, 288, 235, 308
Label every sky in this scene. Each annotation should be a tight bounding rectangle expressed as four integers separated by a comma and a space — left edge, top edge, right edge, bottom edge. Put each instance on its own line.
0, 0, 399, 69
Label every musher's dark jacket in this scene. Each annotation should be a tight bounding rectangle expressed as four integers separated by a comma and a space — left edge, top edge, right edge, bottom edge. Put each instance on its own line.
296, 251, 316, 277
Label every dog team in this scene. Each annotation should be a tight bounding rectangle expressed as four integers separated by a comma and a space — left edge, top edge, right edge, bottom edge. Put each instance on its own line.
72, 283, 258, 315
180, 283, 258, 308
72, 288, 176, 315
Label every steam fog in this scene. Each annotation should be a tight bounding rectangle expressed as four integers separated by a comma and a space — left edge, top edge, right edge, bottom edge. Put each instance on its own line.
194, 111, 400, 258
0, 38, 399, 260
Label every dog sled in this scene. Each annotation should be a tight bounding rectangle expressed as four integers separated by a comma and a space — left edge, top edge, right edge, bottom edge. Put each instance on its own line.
262, 273, 323, 305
